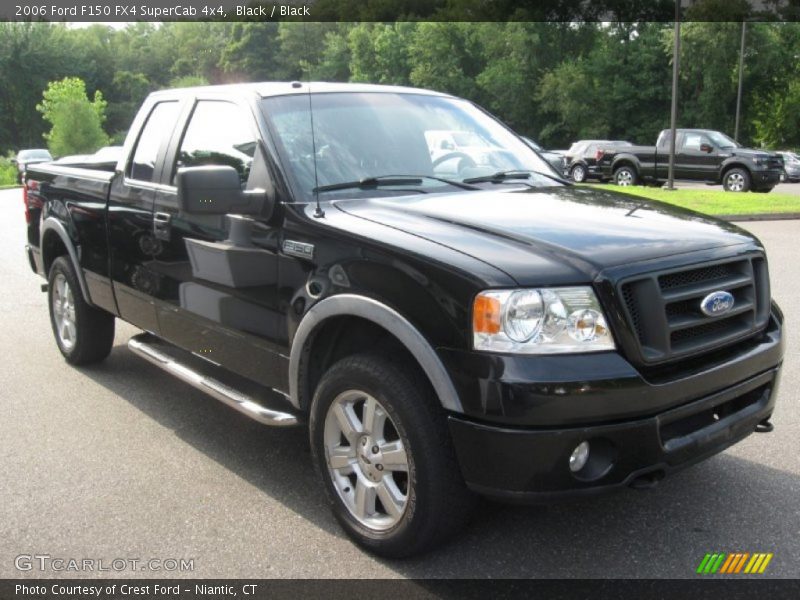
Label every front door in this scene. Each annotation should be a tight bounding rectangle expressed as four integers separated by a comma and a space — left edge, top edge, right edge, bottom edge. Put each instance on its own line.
676, 132, 719, 181
145, 97, 288, 392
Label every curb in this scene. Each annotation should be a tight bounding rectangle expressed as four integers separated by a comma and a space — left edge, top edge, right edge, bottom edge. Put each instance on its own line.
719, 213, 800, 222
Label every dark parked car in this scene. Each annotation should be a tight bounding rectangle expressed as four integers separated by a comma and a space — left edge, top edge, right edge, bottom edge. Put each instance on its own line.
599, 129, 784, 192
13, 148, 52, 183
564, 140, 632, 182
776, 151, 800, 182
23, 83, 784, 557
521, 137, 567, 176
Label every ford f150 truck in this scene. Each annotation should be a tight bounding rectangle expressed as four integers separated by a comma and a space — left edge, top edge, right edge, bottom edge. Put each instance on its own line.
598, 128, 784, 192
23, 83, 784, 557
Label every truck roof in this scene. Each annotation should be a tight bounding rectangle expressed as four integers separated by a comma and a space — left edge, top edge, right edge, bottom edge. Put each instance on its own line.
149, 81, 451, 100
660, 128, 721, 135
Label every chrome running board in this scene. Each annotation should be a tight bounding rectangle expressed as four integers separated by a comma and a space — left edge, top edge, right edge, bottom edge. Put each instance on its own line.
128, 334, 298, 427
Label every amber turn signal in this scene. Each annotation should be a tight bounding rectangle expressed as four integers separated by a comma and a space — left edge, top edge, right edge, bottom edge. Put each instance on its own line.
473, 294, 502, 334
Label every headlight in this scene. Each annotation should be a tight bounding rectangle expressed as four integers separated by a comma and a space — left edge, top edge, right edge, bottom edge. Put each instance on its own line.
473, 287, 614, 354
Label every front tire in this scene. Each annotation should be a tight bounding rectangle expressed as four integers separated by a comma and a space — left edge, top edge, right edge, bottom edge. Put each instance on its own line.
723, 168, 751, 192
48, 256, 115, 365
614, 165, 638, 186
309, 354, 474, 557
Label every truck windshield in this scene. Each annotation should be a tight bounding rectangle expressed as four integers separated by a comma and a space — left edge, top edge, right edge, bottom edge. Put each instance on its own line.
261, 92, 560, 201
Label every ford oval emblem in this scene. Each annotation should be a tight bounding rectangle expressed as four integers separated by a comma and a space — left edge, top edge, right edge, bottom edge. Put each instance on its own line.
700, 291, 735, 317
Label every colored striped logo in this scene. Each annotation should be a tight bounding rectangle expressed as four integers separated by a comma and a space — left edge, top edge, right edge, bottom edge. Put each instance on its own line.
696, 552, 773, 574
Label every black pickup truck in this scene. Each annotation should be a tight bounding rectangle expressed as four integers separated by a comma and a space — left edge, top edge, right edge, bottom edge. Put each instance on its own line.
24, 83, 784, 557
599, 128, 784, 192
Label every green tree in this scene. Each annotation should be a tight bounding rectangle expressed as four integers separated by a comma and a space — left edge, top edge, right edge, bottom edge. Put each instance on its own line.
221, 23, 282, 81
408, 22, 483, 98
37, 77, 109, 156
753, 77, 800, 148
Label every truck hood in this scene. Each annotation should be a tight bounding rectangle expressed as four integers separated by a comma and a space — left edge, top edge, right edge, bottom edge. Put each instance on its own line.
726, 148, 777, 159
333, 186, 758, 285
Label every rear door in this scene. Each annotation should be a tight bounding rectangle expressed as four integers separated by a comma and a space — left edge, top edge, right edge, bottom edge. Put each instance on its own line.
108, 99, 182, 333
145, 94, 288, 391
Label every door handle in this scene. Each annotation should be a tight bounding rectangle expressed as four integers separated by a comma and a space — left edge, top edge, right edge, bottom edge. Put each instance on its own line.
153, 212, 171, 241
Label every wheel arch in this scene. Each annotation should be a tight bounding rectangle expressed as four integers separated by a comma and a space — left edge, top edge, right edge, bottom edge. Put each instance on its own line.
289, 294, 462, 414
612, 156, 640, 174
720, 161, 752, 183
41, 217, 94, 306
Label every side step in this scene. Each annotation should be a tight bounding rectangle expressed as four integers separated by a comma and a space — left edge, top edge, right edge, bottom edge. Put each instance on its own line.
128, 334, 299, 427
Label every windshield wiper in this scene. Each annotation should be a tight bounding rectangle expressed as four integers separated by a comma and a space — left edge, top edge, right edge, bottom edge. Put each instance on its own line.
463, 169, 569, 186
462, 170, 532, 184
314, 174, 479, 193
314, 176, 424, 193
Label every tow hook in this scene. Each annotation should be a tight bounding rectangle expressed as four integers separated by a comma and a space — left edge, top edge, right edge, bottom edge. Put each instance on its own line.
755, 418, 774, 433
629, 470, 665, 490
40, 283, 48, 293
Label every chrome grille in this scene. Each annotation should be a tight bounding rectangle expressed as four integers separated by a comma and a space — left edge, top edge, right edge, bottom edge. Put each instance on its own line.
619, 255, 770, 364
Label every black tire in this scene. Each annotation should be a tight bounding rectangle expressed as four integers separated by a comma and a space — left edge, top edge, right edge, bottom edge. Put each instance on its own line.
309, 354, 474, 558
722, 167, 751, 192
613, 165, 638, 186
48, 256, 115, 365
570, 164, 587, 183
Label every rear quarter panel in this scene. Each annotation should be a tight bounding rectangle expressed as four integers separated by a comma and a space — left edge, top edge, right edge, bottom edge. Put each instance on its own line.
28, 164, 116, 313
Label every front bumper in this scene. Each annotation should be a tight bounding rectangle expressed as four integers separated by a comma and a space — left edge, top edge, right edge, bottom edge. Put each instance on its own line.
752, 168, 782, 188
442, 311, 784, 500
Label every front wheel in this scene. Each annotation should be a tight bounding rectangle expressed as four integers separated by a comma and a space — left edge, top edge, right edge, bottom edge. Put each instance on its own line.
309, 354, 474, 557
48, 256, 115, 365
723, 168, 751, 192
614, 165, 638, 186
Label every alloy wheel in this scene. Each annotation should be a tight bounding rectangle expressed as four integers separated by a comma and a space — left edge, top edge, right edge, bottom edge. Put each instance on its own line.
52, 273, 77, 351
323, 390, 409, 531
616, 169, 633, 186
727, 172, 745, 192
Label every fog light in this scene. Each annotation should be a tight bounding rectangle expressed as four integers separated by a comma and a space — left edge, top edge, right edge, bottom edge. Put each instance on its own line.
569, 441, 590, 472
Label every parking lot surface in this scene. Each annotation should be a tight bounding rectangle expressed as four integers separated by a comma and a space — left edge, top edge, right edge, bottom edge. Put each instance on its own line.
0, 188, 797, 578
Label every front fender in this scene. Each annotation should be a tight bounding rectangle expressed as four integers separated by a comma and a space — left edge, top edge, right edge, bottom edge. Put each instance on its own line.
288, 294, 463, 413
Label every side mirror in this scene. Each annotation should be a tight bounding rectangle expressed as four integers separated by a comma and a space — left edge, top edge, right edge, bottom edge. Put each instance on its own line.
176, 165, 272, 218
700, 143, 713, 153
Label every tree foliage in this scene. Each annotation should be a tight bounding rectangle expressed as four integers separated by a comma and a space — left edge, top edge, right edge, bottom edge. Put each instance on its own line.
2, 21, 800, 155
36, 77, 109, 156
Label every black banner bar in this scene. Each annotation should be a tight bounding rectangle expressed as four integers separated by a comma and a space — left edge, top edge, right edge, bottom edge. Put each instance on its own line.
2, 579, 800, 600
1, 0, 799, 23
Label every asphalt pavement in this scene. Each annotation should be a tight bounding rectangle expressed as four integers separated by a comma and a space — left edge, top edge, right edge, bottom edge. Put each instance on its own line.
0, 188, 797, 579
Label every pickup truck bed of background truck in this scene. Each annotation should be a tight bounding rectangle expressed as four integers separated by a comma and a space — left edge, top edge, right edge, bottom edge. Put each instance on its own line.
23, 83, 784, 557
598, 128, 784, 192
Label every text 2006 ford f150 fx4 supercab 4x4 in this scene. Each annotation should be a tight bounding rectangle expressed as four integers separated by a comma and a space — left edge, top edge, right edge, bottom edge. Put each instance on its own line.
23, 83, 784, 557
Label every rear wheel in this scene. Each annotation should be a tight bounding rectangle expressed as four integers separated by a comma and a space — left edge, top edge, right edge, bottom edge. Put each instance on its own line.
570, 164, 587, 183
723, 168, 751, 192
309, 354, 474, 557
614, 165, 637, 186
48, 256, 115, 365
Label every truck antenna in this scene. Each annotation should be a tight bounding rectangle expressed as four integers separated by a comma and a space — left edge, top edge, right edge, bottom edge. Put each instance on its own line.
304, 24, 324, 218
307, 87, 324, 219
